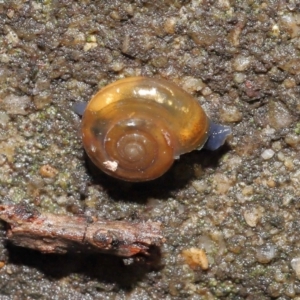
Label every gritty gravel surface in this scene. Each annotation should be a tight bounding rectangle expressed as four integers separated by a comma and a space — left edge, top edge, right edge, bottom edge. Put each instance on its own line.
1, 1, 300, 299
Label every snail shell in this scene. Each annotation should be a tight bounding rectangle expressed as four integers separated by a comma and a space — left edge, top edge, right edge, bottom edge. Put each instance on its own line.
78, 77, 230, 182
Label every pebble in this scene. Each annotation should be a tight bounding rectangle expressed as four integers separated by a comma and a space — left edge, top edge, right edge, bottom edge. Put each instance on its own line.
0, 154, 7, 166
164, 17, 177, 34
232, 55, 252, 71
83, 42, 98, 52
220, 105, 243, 123
280, 13, 300, 38
56, 196, 68, 205
285, 133, 300, 148
33, 92, 52, 110
271, 24, 280, 37
256, 244, 277, 263
39, 165, 59, 178
242, 185, 253, 196
261, 149, 275, 160
191, 180, 209, 193
268, 101, 293, 130
291, 257, 300, 279
266, 179, 276, 188
274, 269, 285, 283
180, 76, 205, 93
271, 141, 282, 152
1, 94, 31, 115
280, 57, 300, 75
262, 126, 276, 137
201, 86, 212, 96
283, 77, 296, 88
285, 283, 296, 298
6, 9, 14, 19
243, 206, 264, 227
0, 112, 10, 126
233, 72, 246, 83
213, 173, 233, 194
182, 248, 209, 270
5, 29, 19, 47
197, 235, 216, 253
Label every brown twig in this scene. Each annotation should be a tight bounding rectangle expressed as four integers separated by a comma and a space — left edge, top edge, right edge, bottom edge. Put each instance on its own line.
0, 204, 164, 257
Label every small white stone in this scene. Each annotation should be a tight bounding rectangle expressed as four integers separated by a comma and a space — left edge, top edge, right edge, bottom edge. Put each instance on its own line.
233, 73, 246, 83
271, 24, 280, 36
191, 180, 209, 193
1, 94, 31, 115
103, 160, 118, 172
261, 149, 275, 160
291, 257, 300, 278
0, 112, 10, 126
256, 244, 277, 263
262, 126, 276, 136
0, 53, 10, 63
180, 76, 205, 93
243, 206, 264, 227
83, 42, 97, 52
232, 55, 252, 71
6, 29, 19, 47
56, 196, 68, 205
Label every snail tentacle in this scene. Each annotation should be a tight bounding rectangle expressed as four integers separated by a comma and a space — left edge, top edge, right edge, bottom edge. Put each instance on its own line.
203, 122, 232, 151
73, 102, 88, 116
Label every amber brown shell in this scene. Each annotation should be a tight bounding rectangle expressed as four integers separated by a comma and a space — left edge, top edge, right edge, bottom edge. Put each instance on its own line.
81, 77, 209, 181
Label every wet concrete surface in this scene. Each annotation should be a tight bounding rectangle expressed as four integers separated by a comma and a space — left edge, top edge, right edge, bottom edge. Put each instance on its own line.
0, 1, 300, 299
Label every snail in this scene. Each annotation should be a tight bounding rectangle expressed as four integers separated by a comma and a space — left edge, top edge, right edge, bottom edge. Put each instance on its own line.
73, 77, 231, 182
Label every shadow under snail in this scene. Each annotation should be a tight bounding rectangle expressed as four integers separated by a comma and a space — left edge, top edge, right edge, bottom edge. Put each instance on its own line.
73, 77, 231, 182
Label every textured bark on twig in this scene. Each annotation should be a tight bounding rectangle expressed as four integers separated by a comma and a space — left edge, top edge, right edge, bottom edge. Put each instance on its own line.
0, 204, 164, 257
